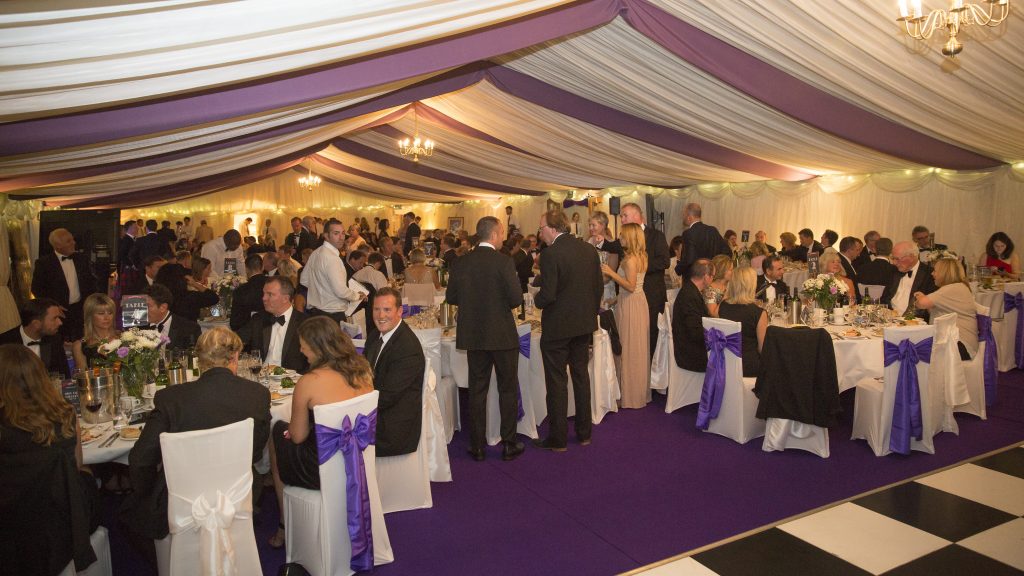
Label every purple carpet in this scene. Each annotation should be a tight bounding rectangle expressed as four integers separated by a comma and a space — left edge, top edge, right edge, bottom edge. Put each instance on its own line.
105, 370, 1024, 575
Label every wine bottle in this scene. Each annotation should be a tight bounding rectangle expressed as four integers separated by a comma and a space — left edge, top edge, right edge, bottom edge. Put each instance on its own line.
862, 286, 873, 306
155, 358, 170, 386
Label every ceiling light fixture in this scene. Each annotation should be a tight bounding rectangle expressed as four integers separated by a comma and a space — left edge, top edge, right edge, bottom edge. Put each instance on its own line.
897, 0, 1010, 57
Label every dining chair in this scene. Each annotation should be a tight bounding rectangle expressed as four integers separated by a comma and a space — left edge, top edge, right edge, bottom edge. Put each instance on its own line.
930, 312, 968, 435
376, 361, 433, 513
958, 303, 993, 420
699, 317, 765, 444
663, 302, 704, 413
58, 527, 112, 576
485, 323, 542, 444
650, 306, 671, 393
993, 281, 1023, 372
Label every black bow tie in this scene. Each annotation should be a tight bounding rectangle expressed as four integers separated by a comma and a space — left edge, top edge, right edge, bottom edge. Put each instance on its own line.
766, 281, 776, 286
271, 315, 286, 326
155, 318, 168, 332
905, 271, 913, 278
61, 255, 72, 261
26, 340, 41, 346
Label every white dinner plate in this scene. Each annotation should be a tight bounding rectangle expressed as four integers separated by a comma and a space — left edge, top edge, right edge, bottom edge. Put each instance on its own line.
269, 371, 299, 381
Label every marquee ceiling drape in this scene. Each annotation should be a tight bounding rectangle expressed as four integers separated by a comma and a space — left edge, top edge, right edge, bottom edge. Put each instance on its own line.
0, 0, 1021, 209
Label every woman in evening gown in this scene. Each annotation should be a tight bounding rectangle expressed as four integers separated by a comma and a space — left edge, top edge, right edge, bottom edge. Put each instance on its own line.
602, 222, 650, 409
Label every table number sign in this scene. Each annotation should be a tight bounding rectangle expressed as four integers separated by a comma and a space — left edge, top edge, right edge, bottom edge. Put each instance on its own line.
121, 295, 149, 328
223, 257, 238, 276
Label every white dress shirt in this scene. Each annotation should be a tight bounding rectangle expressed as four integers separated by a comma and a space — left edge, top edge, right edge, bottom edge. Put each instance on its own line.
265, 306, 293, 367
301, 242, 360, 313
892, 262, 920, 315
200, 237, 245, 281
374, 320, 403, 368
20, 327, 42, 358
59, 254, 81, 305
151, 310, 172, 341
261, 225, 277, 245
353, 266, 389, 291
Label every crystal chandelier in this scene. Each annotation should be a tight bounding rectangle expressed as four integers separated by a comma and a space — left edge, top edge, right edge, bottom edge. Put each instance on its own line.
298, 166, 321, 191
897, 0, 1011, 57
397, 107, 434, 162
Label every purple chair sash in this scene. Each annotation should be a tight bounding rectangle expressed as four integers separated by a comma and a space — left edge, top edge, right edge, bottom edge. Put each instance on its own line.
977, 315, 998, 406
355, 347, 365, 355
1004, 292, 1024, 370
401, 304, 424, 318
315, 409, 378, 572
515, 332, 531, 420
883, 337, 933, 455
696, 327, 742, 430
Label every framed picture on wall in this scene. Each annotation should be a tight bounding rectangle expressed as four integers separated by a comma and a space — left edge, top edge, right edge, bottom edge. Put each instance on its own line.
448, 217, 465, 234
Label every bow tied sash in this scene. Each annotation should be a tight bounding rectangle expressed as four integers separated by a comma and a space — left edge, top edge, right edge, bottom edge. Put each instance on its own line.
977, 315, 998, 405
401, 304, 423, 318
513, 332, 532, 420
562, 198, 588, 209
696, 328, 742, 430
1004, 292, 1024, 369
883, 337, 933, 455
169, 472, 253, 576
315, 409, 378, 572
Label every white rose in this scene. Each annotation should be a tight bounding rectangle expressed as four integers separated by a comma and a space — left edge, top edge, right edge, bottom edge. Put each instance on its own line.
99, 339, 121, 354
138, 338, 158, 349
121, 331, 137, 342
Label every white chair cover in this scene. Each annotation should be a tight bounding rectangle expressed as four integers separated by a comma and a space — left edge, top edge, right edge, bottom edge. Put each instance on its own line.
421, 361, 452, 482
852, 325, 938, 457
376, 360, 433, 514
861, 284, 886, 302
994, 281, 1023, 372
762, 419, 830, 458
930, 312, 967, 435
486, 323, 541, 445
588, 325, 620, 424
650, 308, 671, 392
284, 391, 393, 576
59, 527, 112, 576
413, 326, 458, 443
159, 419, 259, 576
403, 284, 435, 307
958, 303, 990, 419
663, 303, 703, 413
701, 317, 766, 444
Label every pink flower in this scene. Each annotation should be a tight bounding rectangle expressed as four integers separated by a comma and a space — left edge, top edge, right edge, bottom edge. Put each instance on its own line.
830, 286, 837, 294
116, 347, 130, 358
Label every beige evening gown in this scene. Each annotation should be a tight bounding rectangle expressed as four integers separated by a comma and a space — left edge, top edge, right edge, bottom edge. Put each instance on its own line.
614, 266, 650, 408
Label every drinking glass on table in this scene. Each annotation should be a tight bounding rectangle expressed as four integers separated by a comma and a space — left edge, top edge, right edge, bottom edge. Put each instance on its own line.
113, 396, 136, 431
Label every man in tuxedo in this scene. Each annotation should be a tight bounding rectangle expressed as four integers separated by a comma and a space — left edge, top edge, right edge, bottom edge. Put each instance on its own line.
446, 217, 525, 461
853, 230, 880, 269
881, 241, 938, 320
675, 202, 730, 278
0, 298, 69, 377
129, 254, 166, 296
238, 276, 309, 373
838, 236, 863, 300
533, 210, 603, 451
157, 220, 177, 254
142, 284, 201, 350
621, 203, 670, 359
789, 228, 825, 263
129, 220, 170, 269
756, 255, 789, 303
379, 236, 405, 279
283, 216, 314, 254
440, 234, 459, 271
121, 327, 270, 542
755, 230, 777, 254
912, 225, 947, 262
512, 235, 534, 293
672, 258, 713, 372
230, 254, 268, 331
402, 211, 421, 255
363, 288, 426, 457
857, 238, 897, 287
32, 228, 97, 342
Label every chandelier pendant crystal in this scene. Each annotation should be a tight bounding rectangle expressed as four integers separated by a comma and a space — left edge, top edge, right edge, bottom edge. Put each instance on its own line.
398, 106, 435, 162
298, 166, 321, 191
897, 0, 1011, 57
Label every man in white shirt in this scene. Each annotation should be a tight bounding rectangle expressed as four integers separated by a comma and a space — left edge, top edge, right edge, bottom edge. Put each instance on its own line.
200, 229, 245, 281
260, 218, 278, 248
881, 241, 938, 320
503, 205, 519, 239
194, 220, 215, 245
178, 217, 194, 243
354, 252, 390, 291
300, 218, 366, 322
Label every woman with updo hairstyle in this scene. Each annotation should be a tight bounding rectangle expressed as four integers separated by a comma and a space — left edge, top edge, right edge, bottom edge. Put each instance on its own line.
704, 254, 734, 317
404, 248, 441, 289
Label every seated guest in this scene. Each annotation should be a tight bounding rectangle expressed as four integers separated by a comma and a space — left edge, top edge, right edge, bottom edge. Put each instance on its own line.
913, 258, 979, 360
141, 284, 201, 350
363, 287, 426, 457
778, 232, 799, 260
154, 260, 218, 322
704, 254, 733, 318
820, 229, 839, 255
440, 234, 459, 270
718, 267, 768, 377
174, 249, 192, 270
129, 254, 166, 295
379, 236, 405, 279
267, 316, 374, 547
345, 249, 368, 279
857, 237, 896, 287
672, 258, 713, 372
819, 252, 856, 305
756, 254, 789, 302
354, 252, 390, 291
191, 256, 213, 288
853, 230, 880, 269
912, 225, 947, 262
668, 235, 684, 284
881, 241, 937, 320
276, 259, 305, 312
262, 251, 279, 276
723, 229, 740, 256
749, 240, 770, 274
276, 244, 302, 272
838, 236, 863, 283
72, 294, 119, 370
787, 228, 824, 262
979, 232, 1020, 280
238, 277, 309, 373
755, 230, 777, 254
0, 298, 69, 377
32, 227, 98, 342
0, 344, 99, 575
121, 328, 270, 542
229, 254, 268, 331
404, 248, 440, 289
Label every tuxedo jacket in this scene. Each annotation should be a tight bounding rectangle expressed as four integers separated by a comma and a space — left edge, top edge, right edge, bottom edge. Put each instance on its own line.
364, 321, 425, 457
128, 232, 170, 269
838, 254, 861, 303
512, 249, 533, 293
0, 326, 69, 377
237, 309, 309, 373
403, 222, 421, 255
786, 242, 825, 263
880, 262, 938, 321
671, 280, 708, 372
380, 253, 406, 279
857, 258, 896, 287
755, 275, 790, 302
283, 229, 315, 254
852, 245, 874, 270
441, 248, 459, 271
229, 274, 268, 331
121, 367, 270, 539
644, 226, 671, 309
152, 313, 201, 351
445, 245, 522, 351
533, 234, 603, 343
677, 221, 731, 277
31, 252, 98, 307
118, 235, 136, 272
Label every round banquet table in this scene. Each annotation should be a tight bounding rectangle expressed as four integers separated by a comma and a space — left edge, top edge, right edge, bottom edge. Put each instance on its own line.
783, 268, 809, 294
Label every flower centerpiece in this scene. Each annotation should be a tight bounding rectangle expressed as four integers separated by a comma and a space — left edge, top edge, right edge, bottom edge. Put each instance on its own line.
212, 274, 242, 318
925, 248, 959, 264
734, 245, 753, 268
801, 273, 849, 311
95, 328, 167, 398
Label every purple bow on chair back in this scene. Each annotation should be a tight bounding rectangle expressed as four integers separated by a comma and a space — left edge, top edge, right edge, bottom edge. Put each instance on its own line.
1004, 292, 1024, 370
315, 409, 378, 572
562, 198, 588, 209
696, 327, 742, 430
401, 304, 423, 318
976, 315, 998, 406
515, 332, 532, 420
883, 337, 932, 455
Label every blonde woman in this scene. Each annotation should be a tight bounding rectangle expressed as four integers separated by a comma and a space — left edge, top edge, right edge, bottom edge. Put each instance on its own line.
914, 258, 979, 360
704, 254, 734, 318
404, 248, 440, 289
588, 211, 622, 304
819, 252, 855, 304
749, 241, 770, 275
276, 259, 305, 312
601, 223, 650, 409
72, 293, 120, 370
718, 267, 768, 377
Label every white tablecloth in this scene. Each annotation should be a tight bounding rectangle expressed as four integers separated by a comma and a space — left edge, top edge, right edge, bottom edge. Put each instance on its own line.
82, 423, 138, 465
783, 268, 809, 293
821, 325, 885, 393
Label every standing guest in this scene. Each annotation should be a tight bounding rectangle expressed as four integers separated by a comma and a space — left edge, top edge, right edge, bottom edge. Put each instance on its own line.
120, 328, 270, 544
756, 255, 790, 303
72, 293, 119, 370
130, 220, 170, 269
532, 210, 603, 451
194, 219, 215, 245
673, 258, 714, 373
284, 217, 314, 254
0, 298, 69, 377
304, 216, 321, 247
301, 219, 366, 322
155, 259, 218, 322
588, 211, 623, 305
403, 211, 421, 255
267, 313, 374, 548
141, 284, 201, 350
118, 220, 140, 296
913, 258, 979, 360
178, 217, 194, 244
620, 203, 669, 359
818, 252, 855, 305
704, 254, 734, 318
857, 237, 897, 287
405, 248, 441, 290
912, 225, 947, 262
755, 230, 777, 254
510, 235, 533, 294
718, 267, 768, 377
363, 288, 426, 457
260, 218, 278, 249
0, 344, 99, 576
601, 223, 650, 409
440, 234, 459, 270
675, 202, 730, 278
570, 212, 584, 237
379, 236, 405, 279
32, 228, 97, 342
230, 254, 269, 331
200, 229, 244, 281
853, 230, 880, 269
881, 241, 937, 320
979, 232, 1020, 280
821, 229, 839, 254
503, 205, 519, 239
157, 221, 177, 254
239, 276, 309, 373
446, 216, 525, 461
354, 252, 390, 291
